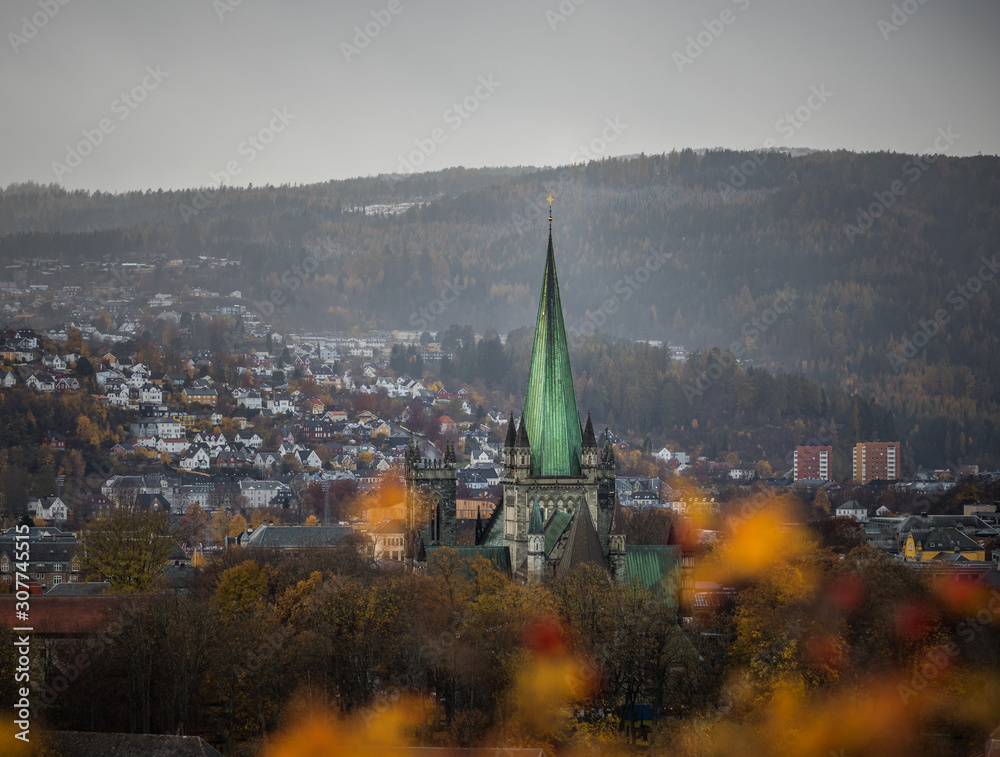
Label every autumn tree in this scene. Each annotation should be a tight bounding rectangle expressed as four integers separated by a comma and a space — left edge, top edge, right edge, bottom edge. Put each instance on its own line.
78, 505, 175, 592
211, 509, 232, 545
178, 503, 209, 546
229, 513, 248, 538
76, 415, 103, 448
813, 487, 832, 516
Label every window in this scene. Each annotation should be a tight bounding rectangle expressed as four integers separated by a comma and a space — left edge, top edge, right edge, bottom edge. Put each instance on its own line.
53, 575, 62, 584
1, 562, 8, 572
54, 563, 66, 573
70, 575, 78, 582
36, 573, 45, 580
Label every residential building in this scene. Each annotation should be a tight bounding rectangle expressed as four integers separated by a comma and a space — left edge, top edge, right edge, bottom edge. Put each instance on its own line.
852, 441, 900, 484
0, 527, 81, 588
238, 479, 292, 508
794, 445, 832, 482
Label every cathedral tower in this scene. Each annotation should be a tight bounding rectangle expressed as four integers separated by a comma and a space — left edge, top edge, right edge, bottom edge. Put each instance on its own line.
501, 197, 616, 573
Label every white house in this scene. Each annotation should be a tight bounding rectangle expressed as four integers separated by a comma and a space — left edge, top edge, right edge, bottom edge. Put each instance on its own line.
27, 495, 68, 523
137, 383, 163, 404
157, 437, 191, 455
296, 449, 323, 470
268, 392, 294, 414
836, 501, 869, 521
234, 431, 264, 450
238, 479, 291, 508
104, 381, 131, 406
193, 431, 228, 449
254, 451, 282, 474
234, 389, 262, 410
179, 446, 212, 471
41, 354, 66, 372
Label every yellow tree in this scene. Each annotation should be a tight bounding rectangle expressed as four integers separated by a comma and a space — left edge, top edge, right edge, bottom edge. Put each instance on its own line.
79, 506, 175, 592
76, 415, 102, 447
228, 513, 248, 538
211, 510, 233, 545
213, 560, 267, 621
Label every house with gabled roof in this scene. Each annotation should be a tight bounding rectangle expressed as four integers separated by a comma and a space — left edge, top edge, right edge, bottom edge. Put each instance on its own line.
234, 430, 264, 449
254, 451, 282, 474
55, 376, 80, 392
27, 495, 69, 523
42, 432, 66, 450
137, 383, 163, 404
182, 386, 217, 406
903, 528, 987, 563
296, 449, 323, 470
179, 446, 211, 471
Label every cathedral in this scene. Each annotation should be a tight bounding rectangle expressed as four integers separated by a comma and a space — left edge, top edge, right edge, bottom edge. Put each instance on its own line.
405, 200, 680, 599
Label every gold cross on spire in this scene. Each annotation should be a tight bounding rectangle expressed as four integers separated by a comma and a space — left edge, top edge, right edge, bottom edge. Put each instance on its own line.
547, 193, 555, 223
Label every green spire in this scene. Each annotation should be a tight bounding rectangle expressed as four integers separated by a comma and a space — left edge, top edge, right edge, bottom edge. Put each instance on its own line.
522, 204, 583, 477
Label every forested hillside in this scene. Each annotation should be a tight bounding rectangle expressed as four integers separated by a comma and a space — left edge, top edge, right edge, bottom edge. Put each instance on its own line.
1, 151, 998, 466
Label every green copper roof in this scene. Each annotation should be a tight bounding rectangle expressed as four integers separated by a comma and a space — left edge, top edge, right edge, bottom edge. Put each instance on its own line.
523, 222, 583, 477
626, 545, 682, 608
544, 511, 573, 555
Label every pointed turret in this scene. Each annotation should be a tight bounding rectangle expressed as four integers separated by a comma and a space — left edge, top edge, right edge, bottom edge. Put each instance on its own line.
522, 201, 583, 477
505, 412, 517, 447
608, 496, 627, 585
610, 496, 626, 535
529, 497, 545, 535
526, 496, 546, 582
582, 412, 597, 447
515, 414, 530, 448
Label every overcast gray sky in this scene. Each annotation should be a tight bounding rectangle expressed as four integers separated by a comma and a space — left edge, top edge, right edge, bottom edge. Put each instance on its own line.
3, 0, 998, 192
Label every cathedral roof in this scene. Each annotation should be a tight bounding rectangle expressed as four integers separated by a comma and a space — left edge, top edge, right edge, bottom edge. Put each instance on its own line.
626, 545, 682, 608
522, 208, 583, 477
556, 505, 606, 578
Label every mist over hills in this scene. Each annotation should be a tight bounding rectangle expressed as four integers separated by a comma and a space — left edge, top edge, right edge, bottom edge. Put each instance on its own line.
1, 150, 998, 467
